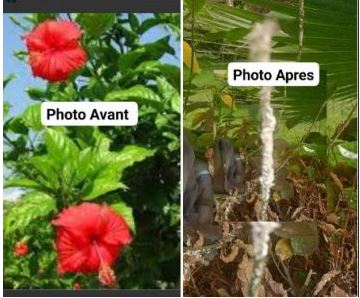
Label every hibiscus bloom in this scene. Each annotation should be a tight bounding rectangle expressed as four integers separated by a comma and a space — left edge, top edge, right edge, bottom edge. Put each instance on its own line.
52, 203, 132, 275
14, 242, 28, 257
23, 20, 87, 82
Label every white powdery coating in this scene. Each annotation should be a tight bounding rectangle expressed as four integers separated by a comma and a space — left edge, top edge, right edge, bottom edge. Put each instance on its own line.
251, 222, 280, 260
259, 87, 276, 218
248, 20, 278, 220
248, 20, 278, 63
249, 222, 280, 296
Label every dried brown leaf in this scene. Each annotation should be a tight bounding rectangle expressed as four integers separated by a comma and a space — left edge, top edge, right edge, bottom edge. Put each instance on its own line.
193, 231, 205, 248
313, 270, 340, 296
326, 213, 339, 225
237, 254, 254, 296
220, 239, 240, 263
254, 199, 262, 218
291, 207, 305, 219
330, 284, 348, 297
318, 221, 344, 236
329, 172, 344, 191
263, 267, 288, 296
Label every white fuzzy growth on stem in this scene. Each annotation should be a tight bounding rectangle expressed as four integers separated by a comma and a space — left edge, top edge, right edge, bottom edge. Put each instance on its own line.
259, 87, 276, 220
247, 20, 278, 297
249, 222, 280, 296
251, 222, 280, 260
248, 20, 278, 221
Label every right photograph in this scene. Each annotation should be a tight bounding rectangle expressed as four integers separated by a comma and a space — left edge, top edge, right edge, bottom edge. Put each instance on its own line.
183, 0, 357, 297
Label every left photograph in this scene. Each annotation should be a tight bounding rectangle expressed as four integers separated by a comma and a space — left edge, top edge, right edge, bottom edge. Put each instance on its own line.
4, 13, 180, 290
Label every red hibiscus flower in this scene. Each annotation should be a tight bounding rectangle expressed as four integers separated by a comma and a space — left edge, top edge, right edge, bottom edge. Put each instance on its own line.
52, 203, 132, 275
23, 20, 87, 82
14, 242, 29, 257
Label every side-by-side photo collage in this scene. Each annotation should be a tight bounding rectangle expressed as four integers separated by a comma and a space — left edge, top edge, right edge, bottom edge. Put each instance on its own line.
2, 0, 358, 297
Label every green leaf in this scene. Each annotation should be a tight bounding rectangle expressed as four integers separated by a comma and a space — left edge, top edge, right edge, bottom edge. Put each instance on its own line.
43, 128, 79, 164
111, 201, 136, 233
275, 222, 319, 257
4, 74, 16, 88
205, 27, 248, 42
22, 103, 43, 131
4, 191, 57, 236
34, 13, 57, 23
118, 36, 175, 71
185, 0, 206, 14
3, 102, 11, 119
83, 181, 127, 201
82, 168, 127, 201
125, 61, 180, 90
76, 13, 116, 38
82, 145, 154, 200
27, 155, 60, 189
26, 87, 47, 101
113, 145, 155, 173
129, 14, 139, 31
157, 76, 180, 113
4, 178, 42, 190
4, 117, 28, 135
105, 85, 162, 108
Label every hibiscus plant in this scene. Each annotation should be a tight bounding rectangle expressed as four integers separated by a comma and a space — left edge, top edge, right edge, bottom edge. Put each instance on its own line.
4, 13, 180, 289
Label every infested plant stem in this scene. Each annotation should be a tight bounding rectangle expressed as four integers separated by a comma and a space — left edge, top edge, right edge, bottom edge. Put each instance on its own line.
248, 20, 278, 221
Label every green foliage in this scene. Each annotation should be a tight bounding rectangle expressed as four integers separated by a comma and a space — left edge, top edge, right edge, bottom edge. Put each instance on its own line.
111, 202, 136, 233
76, 13, 116, 38
4, 13, 180, 290
184, 0, 356, 136
184, 0, 356, 169
4, 191, 57, 237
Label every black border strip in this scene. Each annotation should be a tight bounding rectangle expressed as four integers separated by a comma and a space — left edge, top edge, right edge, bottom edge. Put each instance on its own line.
4, 0, 180, 13
4, 289, 180, 297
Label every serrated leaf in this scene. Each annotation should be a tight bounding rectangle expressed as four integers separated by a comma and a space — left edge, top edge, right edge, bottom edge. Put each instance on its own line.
105, 85, 162, 108
76, 13, 116, 38
4, 178, 42, 190
71, 148, 93, 186
183, 40, 200, 74
27, 155, 60, 189
4, 191, 57, 236
43, 128, 79, 164
112, 145, 155, 173
82, 146, 154, 200
22, 103, 43, 131
83, 177, 127, 201
4, 117, 28, 135
111, 201, 136, 233
118, 37, 174, 71
157, 76, 180, 112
